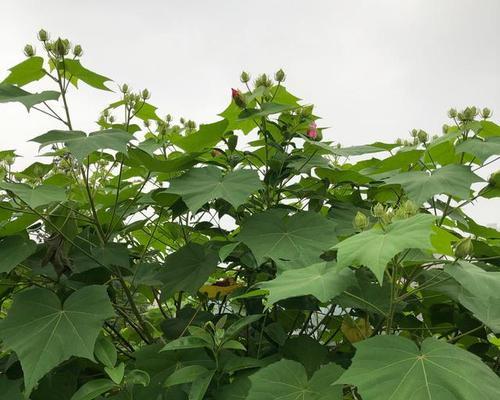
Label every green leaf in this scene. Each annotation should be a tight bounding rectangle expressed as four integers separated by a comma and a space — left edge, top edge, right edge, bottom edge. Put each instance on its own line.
0, 235, 37, 273
2, 57, 46, 86
70, 379, 116, 400
30, 130, 86, 148
238, 210, 337, 266
384, 164, 483, 205
127, 147, 199, 173
62, 59, 111, 91
0, 285, 114, 394
336, 335, 500, 400
67, 129, 133, 161
456, 137, 500, 163
161, 243, 219, 297
0, 182, 66, 208
334, 214, 435, 283
94, 335, 117, 368
445, 261, 500, 332
238, 102, 296, 120
189, 370, 215, 400
172, 120, 228, 152
0, 376, 23, 400
161, 336, 212, 352
0, 83, 59, 111
105, 362, 125, 384
225, 314, 263, 338
167, 166, 262, 212
247, 360, 343, 400
479, 120, 500, 138
258, 262, 355, 304
164, 365, 209, 387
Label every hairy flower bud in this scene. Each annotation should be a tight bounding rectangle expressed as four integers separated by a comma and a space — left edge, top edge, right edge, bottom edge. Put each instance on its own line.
274, 69, 286, 83
37, 29, 49, 42
165, 114, 173, 123
120, 83, 129, 94
417, 130, 428, 144
240, 71, 250, 83
372, 203, 385, 218
231, 88, 246, 108
227, 134, 238, 151
410, 129, 418, 138
481, 107, 492, 119
141, 88, 150, 100
73, 44, 83, 57
454, 237, 473, 259
254, 73, 273, 88
54, 38, 70, 56
395, 138, 402, 145
448, 108, 457, 119
23, 44, 35, 57
353, 211, 369, 231
442, 124, 450, 134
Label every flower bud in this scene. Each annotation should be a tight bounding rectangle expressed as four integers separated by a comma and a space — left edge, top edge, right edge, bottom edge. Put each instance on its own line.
108, 115, 115, 123
23, 44, 35, 57
448, 108, 457, 119
410, 129, 418, 138
120, 83, 129, 94
442, 124, 450, 134
180, 117, 186, 125
353, 211, 369, 231
254, 73, 273, 88
231, 88, 246, 108
37, 29, 49, 42
454, 237, 473, 259
165, 114, 173, 122
395, 138, 402, 145
73, 44, 83, 57
372, 203, 385, 218
417, 130, 428, 144
481, 107, 492, 119
227, 134, 238, 151
274, 69, 286, 83
141, 88, 150, 100
307, 122, 318, 140
240, 71, 250, 83
54, 38, 69, 56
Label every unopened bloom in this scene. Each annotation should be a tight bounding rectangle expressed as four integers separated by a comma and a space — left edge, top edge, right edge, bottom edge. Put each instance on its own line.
307, 122, 318, 139
231, 88, 246, 108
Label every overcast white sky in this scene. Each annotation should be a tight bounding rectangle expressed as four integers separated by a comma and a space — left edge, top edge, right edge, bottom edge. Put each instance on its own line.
1, 0, 499, 225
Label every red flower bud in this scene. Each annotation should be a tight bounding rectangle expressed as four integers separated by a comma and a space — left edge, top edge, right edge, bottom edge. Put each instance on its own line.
307, 122, 318, 139
231, 88, 246, 108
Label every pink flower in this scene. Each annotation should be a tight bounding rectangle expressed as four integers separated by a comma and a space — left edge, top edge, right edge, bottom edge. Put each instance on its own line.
307, 122, 318, 139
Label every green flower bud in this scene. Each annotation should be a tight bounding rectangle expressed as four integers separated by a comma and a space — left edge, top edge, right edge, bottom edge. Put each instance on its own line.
108, 115, 115, 123
395, 138, 403, 145
37, 29, 49, 42
120, 83, 129, 94
165, 114, 173, 122
240, 71, 250, 83
481, 107, 492, 119
54, 38, 70, 56
180, 117, 186, 125
410, 129, 418, 138
141, 88, 150, 100
254, 73, 273, 88
353, 211, 369, 231
274, 69, 286, 83
417, 130, 428, 144
186, 120, 196, 130
448, 108, 457, 119
442, 124, 450, 134
23, 44, 35, 57
73, 44, 83, 57
372, 203, 385, 218
454, 237, 473, 259
227, 134, 238, 151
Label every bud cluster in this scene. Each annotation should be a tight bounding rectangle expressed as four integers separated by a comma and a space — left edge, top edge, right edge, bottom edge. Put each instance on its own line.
447, 106, 493, 123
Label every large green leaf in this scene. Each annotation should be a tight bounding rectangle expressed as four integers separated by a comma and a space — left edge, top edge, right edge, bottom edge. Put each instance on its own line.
0, 376, 23, 400
167, 166, 262, 212
30, 130, 86, 148
334, 214, 435, 283
128, 147, 199, 173
70, 379, 116, 400
456, 137, 500, 163
238, 210, 338, 266
0, 83, 59, 111
161, 243, 219, 297
336, 335, 500, 399
247, 359, 343, 400
66, 129, 133, 161
62, 59, 111, 91
0, 286, 114, 394
238, 102, 296, 120
2, 57, 46, 86
172, 120, 228, 152
258, 261, 355, 304
0, 235, 37, 273
445, 262, 500, 332
384, 164, 483, 205
0, 182, 66, 208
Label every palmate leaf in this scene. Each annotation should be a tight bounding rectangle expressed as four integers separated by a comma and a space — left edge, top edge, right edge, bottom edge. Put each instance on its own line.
0, 182, 66, 208
445, 262, 500, 332
247, 359, 344, 400
238, 210, 337, 266
0, 83, 59, 111
161, 243, 219, 297
258, 261, 355, 304
167, 166, 262, 212
0, 376, 23, 400
0, 235, 37, 273
384, 164, 483, 205
337, 335, 500, 400
0, 286, 114, 395
456, 137, 500, 163
172, 119, 228, 152
2, 57, 46, 86
62, 59, 112, 91
334, 214, 435, 283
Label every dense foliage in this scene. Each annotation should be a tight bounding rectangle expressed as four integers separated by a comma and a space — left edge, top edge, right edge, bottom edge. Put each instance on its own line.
1, 31, 500, 399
